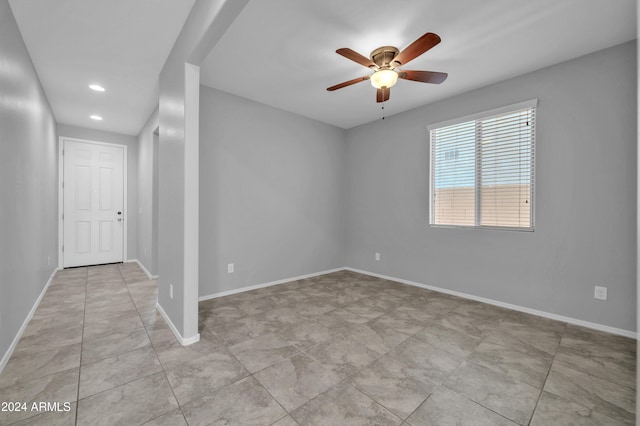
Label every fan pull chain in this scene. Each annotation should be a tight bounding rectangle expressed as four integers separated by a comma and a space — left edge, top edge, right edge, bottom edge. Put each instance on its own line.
381, 103, 385, 120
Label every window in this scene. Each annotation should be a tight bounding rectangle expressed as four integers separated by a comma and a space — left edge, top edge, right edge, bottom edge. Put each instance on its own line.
429, 99, 536, 230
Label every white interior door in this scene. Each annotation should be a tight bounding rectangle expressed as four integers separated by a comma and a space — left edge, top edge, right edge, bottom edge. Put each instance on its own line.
63, 140, 125, 267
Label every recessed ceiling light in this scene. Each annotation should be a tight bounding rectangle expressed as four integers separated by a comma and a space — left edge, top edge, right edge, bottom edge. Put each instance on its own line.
90, 115, 103, 121
89, 84, 105, 92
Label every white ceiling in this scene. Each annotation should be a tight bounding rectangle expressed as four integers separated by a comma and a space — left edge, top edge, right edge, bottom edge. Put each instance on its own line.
201, 0, 637, 129
8, 0, 196, 135
8, 0, 637, 135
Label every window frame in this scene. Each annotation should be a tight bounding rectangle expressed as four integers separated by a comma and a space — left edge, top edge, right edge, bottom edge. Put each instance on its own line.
428, 99, 538, 232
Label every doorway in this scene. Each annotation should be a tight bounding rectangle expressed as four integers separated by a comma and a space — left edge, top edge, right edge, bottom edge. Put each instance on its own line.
59, 138, 127, 268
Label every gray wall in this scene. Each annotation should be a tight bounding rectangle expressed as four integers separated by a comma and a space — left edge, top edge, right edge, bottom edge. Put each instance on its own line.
137, 108, 159, 276
199, 87, 346, 296
345, 41, 637, 332
0, 1, 58, 362
157, 0, 249, 339
158, 54, 187, 334
57, 124, 139, 261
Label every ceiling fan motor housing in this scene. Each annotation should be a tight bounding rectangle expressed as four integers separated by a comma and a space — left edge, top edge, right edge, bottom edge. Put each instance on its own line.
370, 46, 400, 69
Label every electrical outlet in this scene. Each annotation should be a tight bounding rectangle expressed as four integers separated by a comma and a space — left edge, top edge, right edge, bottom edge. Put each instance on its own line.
47, 255, 51, 267
227, 263, 234, 274
594, 286, 607, 301
169, 284, 174, 299
375, 252, 380, 261
144, 247, 147, 256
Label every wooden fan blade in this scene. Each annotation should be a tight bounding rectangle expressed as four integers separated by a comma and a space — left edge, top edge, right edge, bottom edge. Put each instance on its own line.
376, 87, 390, 103
327, 75, 370, 91
399, 70, 448, 84
392, 32, 441, 67
336, 48, 377, 68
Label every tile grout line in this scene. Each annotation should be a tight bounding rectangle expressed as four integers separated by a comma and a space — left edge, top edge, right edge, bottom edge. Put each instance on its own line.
78, 326, 150, 367
526, 322, 568, 426
63, 265, 170, 421
345, 309, 460, 423
207, 275, 510, 422
529, 324, 636, 422
212, 278, 449, 423
2, 271, 88, 425
115, 263, 190, 425
400, 310, 531, 424
7, 266, 633, 425
292, 306, 423, 422
402, 392, 434, 426
3, 269, 87, 426
74, 266, 89, 426
438, 314, 542, 426
203, 280, 380, 421
199, 270, 636, 422
249, 372, 291, 421
171, 336, 254, 411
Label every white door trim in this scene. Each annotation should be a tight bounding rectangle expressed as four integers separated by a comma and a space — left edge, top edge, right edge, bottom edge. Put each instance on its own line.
58, 136, 128, 268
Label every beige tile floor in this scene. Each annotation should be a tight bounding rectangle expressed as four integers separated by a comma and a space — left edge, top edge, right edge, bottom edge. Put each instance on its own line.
0, 263, 636, 425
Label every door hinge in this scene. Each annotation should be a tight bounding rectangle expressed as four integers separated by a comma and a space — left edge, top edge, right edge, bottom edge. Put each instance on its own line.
62, 245, 64, 253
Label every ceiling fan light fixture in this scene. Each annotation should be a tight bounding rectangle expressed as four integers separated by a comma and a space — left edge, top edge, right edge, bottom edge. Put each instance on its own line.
370, 69, 398, 89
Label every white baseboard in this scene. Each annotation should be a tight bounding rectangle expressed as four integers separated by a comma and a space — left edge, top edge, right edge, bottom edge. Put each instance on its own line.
0, 268, 60, 375
156, 302, 200, 346
126, 259, 158, 280
198, 267, 346, 302
345, 267, 637, 340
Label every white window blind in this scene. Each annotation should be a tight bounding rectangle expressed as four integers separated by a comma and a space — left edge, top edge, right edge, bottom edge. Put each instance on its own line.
429, 100, 536, 230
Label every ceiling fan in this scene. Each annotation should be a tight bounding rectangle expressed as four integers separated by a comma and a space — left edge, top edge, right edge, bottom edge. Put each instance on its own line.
327, 32, 447, 103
